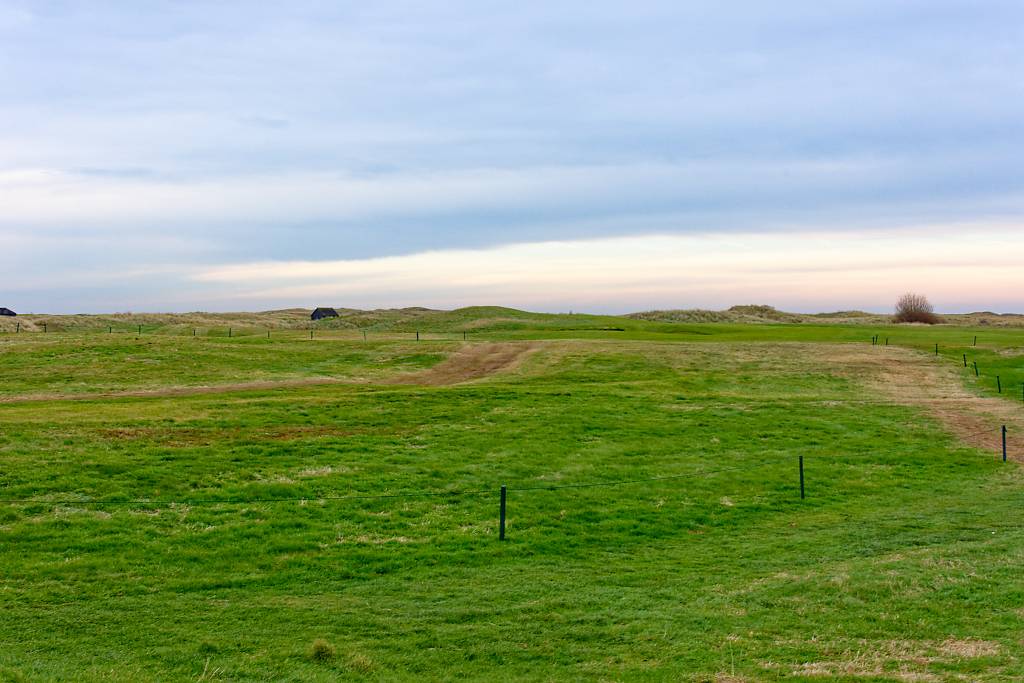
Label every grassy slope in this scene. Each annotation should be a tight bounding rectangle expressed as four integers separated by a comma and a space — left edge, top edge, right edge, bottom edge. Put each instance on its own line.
0, 335, 445, 397
0, 316, 1023, 680
4, 303, 1024, 334
6, 308, 1020, 404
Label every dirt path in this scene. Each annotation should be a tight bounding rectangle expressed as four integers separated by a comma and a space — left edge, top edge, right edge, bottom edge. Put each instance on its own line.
825, 345, 1024, 458
386, 342, 539, 385
0, 342, 541, 404
0, 377, 348, 405
2, 341, 1019, 458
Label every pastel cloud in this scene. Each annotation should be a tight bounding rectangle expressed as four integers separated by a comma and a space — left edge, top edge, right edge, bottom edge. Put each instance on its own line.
187, 227, 1024, 313
1, 1, 1022, 311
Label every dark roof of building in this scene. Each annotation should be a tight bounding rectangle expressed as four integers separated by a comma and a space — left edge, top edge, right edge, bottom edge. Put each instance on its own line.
0, 307, 16, 316
311, 307, 339, 320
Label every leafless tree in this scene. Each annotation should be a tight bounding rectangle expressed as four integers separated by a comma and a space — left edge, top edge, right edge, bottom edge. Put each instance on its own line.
894, 293, 940, 324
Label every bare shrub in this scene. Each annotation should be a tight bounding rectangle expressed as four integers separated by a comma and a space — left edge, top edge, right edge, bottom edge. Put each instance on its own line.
894, 293, 940, 324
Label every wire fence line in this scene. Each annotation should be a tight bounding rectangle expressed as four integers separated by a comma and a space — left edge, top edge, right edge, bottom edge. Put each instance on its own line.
0, 462, 765, 508
0, 490, 480, 508
0, 441, 1012, 510
958, 426, 1005, 440
588, 509, 1024, 558
0, 333, 1017, 545
874, 338, 1018, 460
0, 326, 475, 341
880, 334, 1024, 404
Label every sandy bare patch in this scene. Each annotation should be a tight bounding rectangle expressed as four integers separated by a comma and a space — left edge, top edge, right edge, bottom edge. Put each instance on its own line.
822, 344, 1024, 458
937, 638, 1000, 658
783, 636, 999, 680
342, 534, 418, 545
386, 342, 539, 386
295, 464, 355, 478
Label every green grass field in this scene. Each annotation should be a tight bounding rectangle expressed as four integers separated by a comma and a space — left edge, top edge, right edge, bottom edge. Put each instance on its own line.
2, 310, 1023, 681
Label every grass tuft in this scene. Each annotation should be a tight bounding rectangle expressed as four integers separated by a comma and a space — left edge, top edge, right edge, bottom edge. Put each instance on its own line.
347, 652, 374, 673
310, 639, 335, 663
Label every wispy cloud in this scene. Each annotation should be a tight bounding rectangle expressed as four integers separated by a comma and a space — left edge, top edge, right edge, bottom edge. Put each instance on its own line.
184, 227, 1024, 314
1, 1, 1022, 311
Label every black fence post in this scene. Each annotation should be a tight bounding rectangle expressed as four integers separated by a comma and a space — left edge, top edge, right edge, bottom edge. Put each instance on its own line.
416, 330, 420, 341
228, 327, 232, 338
43, 323, 46, 333
963, 354, 967, 368
1002, 426, 1007, 463
935, 343, 939, 356
16, 322, 19, 333
974, 336, 978, 346
974, 361, 979, 377
362, 330, 367, 341
138, 325, 142, 335
799, 456, 805, 499
885, 337, 889, 346
997, 376, 1002, 393
499, 485, 507, 540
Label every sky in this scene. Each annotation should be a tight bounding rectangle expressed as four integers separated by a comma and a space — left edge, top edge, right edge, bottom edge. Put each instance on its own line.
1, 1, 1022, 314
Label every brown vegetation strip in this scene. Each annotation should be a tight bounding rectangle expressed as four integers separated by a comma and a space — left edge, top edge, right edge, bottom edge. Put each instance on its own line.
0, 377, 347, 405
0, 342, 540, 404
99, 424, 396, 446
2, 340, 1018, 460
385, 342, 539, 386
824, 344, 1024, 458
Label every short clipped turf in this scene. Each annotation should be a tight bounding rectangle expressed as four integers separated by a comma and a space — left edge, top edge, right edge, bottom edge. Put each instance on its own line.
1, 317, 1023, 681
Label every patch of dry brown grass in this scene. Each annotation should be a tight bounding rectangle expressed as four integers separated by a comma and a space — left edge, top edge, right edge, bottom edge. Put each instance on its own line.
386, 342, 540, 385
780, 637, 1001, 680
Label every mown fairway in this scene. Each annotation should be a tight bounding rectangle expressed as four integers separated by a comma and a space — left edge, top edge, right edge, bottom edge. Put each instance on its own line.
1, 314, 1023, 681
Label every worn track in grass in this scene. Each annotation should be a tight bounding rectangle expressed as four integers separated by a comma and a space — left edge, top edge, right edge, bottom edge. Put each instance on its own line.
385, 342, 540, 385
0, 342, 541, 404
1, 340, 1018, 460
826, 344, 1024, 458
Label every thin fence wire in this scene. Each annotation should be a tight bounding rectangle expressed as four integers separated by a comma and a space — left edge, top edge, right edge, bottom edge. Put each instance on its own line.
0, 444, 1013, 509
0, 334, 1018, 527
958, 426, 1004, 440
0, 487, 492, 507
506, 463, 755, 493
0, 462, 760, 507
588, 514, 1023, 558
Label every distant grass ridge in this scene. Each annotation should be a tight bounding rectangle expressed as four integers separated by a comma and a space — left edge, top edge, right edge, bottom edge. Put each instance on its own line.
5, 303, 1024, 336
629, 304, 1024, 326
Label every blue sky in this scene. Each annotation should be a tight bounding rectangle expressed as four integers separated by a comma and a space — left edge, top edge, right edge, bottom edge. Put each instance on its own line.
1, 1, 1022, 313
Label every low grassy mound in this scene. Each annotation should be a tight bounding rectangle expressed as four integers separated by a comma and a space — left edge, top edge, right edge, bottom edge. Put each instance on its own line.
630, 304, 890, 324
6, 304, 1024, 338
